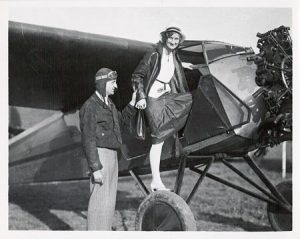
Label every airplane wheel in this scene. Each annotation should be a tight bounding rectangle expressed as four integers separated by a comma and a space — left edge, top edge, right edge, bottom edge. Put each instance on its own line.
267, 180, 292, 231
135, 191, 197, 231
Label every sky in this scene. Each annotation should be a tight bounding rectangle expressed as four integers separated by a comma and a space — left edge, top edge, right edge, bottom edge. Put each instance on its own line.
7, 3, 293, 52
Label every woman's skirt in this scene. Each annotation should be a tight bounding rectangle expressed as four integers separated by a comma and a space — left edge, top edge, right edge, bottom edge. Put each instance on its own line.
145, 92, 193, 144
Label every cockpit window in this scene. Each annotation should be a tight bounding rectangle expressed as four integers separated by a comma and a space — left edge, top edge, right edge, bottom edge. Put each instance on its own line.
181, 44, 204, 53
178, 44, 205, 65
205, 43, 248, 62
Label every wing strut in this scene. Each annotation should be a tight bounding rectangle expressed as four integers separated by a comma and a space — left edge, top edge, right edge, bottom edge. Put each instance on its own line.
173, 155, 186, 194
186, 156, 215, 204
129, 169, 150, 196
244, 155, 291, 208
188, 155, 291, 213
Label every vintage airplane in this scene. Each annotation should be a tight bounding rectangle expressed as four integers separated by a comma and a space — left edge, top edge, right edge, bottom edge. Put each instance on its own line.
9, 21, 292, 231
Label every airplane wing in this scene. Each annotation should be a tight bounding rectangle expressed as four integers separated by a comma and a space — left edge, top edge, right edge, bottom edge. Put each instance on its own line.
9, 21, 153, 111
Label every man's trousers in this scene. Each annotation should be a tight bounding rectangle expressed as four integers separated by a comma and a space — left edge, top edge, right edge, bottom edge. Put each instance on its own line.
87, 148, 118, 230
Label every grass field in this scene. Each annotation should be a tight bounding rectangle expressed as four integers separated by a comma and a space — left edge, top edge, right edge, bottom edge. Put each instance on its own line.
9, 160, 292, 231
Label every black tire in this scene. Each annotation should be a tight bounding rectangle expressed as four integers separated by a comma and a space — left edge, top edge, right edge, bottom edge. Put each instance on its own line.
267, 180, 292, 231
135, 191, 197, 231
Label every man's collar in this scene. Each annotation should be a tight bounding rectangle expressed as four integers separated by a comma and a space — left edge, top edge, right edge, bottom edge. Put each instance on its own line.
95, 91, 110, 107
95, 90, 104, 101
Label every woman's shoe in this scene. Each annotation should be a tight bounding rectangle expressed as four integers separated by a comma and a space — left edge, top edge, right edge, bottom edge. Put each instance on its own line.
150, 183, 171, 192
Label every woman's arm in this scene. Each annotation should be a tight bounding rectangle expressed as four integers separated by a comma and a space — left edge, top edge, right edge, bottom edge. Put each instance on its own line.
131, 51, 154, 102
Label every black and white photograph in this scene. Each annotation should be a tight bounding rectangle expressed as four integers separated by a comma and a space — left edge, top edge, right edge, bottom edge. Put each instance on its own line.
1, 0, 299, 237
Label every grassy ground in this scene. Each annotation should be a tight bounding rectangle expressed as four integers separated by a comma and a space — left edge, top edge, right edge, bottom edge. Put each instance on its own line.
9, 160, 291, 231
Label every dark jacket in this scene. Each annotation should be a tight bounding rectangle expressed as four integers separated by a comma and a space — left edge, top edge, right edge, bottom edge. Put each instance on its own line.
79, 93, 136, 172
132, 42, 189, 101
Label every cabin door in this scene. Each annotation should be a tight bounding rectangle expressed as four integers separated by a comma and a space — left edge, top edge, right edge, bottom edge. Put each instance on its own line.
183, 73, 250, 146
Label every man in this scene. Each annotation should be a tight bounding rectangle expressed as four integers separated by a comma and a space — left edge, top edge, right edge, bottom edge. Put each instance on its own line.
80, 68, 136, 230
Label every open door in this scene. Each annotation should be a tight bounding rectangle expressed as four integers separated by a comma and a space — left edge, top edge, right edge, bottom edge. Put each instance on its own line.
183, 73, 250, 145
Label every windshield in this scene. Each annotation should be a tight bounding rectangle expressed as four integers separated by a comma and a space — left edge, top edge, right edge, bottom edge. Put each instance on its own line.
205, 43, 249, 62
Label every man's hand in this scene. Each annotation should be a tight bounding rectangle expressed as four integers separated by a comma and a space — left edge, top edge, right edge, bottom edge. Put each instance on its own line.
129, 90, 137, 106
182, 62, 194, 70
92, 170, 104, 185
135, 99, 146, 109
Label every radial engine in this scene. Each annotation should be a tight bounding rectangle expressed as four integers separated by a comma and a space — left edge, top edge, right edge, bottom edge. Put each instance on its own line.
247, 26, 292, 154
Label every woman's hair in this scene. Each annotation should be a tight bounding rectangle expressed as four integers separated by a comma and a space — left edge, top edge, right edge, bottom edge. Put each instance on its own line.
161, 31, 182, 45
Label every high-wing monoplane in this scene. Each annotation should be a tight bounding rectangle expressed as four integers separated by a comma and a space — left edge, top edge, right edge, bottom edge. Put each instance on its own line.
9, 22, 292, 231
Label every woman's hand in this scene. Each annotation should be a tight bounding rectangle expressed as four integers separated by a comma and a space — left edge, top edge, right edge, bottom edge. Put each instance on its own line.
182, 62, 194, 70
135, 99, 147, 109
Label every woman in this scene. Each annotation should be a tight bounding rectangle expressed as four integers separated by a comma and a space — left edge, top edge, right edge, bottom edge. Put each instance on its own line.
132, 26, 193, 191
